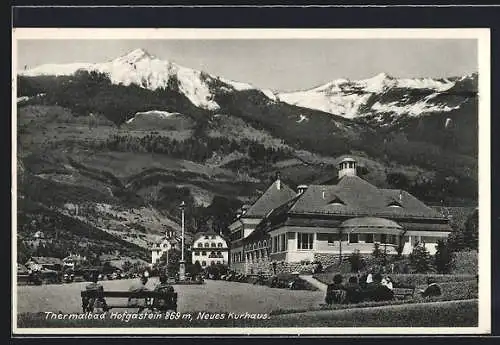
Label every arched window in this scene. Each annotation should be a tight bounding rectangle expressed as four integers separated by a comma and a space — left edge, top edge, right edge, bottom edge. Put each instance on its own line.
258, 241, 262, 248
198, 243, 203, 248
217, 243, 223, 248
263, 240, 267, 248
202, 261, 206, 266
211, 242, 216, 248
204, 243, 209, 248
253, 243, 257, 250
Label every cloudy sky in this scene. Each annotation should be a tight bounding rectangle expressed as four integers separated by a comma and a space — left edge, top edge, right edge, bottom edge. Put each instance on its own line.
17, 39, 477, 92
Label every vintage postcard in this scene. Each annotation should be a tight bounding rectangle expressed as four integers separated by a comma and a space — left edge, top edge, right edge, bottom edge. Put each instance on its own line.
11, 28, 491, 335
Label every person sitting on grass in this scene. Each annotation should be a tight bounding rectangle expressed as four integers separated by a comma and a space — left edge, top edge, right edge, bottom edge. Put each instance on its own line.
419, 277, 442, 298
128, 272, 150, 313
325, 274, 347, 305
364, 272, 394, 302
344, 276, 363, 304
84, 272, 108, 312
152, 273, 175, 313
382, 276, 394, 290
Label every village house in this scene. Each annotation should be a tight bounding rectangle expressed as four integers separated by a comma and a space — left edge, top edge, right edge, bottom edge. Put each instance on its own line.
150, 230, 180, 265
191, 231, 229, 268
25, 256, 64, 272
62, 254, 87, 270
229, 157, 452, 275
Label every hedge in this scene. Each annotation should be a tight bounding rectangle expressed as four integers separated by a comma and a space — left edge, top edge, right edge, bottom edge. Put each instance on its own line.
313, 273, 476, 287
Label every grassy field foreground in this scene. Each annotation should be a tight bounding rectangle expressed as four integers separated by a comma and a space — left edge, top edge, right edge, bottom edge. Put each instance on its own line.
17, 299, 477, 328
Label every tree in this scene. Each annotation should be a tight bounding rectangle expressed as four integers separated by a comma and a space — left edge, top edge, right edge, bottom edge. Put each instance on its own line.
372, 243, 382, 258
463, 209, 479, 250
434, 240, 453, 274
187, 261, 202, 276
122, 260, 133, 273
386, 172, 410, 190
348, 250, 363, 273
409, 242, 432, 273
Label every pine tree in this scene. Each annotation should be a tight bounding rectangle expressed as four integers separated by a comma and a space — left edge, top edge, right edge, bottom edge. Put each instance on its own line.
349, 250, 363, 273
409, 242, 432, 273
434, 240, 453, 274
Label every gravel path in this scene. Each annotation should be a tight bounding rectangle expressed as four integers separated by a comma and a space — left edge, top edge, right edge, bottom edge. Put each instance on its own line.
16, 279, 325, 314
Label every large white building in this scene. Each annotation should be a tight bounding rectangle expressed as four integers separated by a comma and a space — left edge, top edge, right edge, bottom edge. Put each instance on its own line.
191, 231, 229, 268
229, 157, 453, 275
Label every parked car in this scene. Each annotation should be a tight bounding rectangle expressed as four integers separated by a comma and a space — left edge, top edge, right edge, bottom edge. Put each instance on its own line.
40, 269, 60, 284
63, 272, 74, 283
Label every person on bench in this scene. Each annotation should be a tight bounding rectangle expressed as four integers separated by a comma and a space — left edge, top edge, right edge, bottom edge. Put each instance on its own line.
419, 277, 442, 298
325, 274, 347, 305
364, 273, 394, 302
128, 272, 150, 313
84, 272, 108, 312
344, 276, 363, 304
152, 273, 175, 312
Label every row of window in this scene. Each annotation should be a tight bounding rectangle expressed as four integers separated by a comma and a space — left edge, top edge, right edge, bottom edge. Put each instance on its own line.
195, 260, 223, 267
326, 233, 398, 245
197, 242, 224, 248
245, 240, 269, 251
231, 249, 269, 263
193, 251, 224, 257
271, 234, 288, 253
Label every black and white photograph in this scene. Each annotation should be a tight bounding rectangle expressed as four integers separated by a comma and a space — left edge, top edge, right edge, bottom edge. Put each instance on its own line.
11, 28, 490, 335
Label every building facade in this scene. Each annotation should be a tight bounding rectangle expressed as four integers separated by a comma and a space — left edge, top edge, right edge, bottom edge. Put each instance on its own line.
150, 230, 179, 265
191, 231, 229, 267
230, 158, 453, 275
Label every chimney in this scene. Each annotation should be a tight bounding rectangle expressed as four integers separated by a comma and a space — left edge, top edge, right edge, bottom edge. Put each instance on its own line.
275, 172, 281, 190
338, 157, 357, 180
297, 185, 308, 195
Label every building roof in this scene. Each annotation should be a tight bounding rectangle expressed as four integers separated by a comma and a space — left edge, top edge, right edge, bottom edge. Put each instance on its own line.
289, 175, 445, 220
29, 257, 63, 265
193, 231, 229, 244
244, 180, 297, 218
340, 217, 402, 229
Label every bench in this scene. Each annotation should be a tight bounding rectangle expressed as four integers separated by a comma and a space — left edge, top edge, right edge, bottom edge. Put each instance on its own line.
392, 286, 416, 299
81, 290, 178, 312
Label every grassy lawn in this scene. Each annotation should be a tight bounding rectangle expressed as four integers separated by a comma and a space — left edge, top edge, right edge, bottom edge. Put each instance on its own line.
17, 299, 477, 328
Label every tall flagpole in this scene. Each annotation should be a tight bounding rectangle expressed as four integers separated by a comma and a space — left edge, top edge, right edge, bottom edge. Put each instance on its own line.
181, 204, 185, 262
179, 201, 186, 281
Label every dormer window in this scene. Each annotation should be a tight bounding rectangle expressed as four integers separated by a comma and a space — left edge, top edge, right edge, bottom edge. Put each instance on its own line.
328, 196, 345, 206
388, 201, 403, 208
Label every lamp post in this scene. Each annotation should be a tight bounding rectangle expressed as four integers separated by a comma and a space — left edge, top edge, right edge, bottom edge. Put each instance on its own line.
179, 201, 186, 281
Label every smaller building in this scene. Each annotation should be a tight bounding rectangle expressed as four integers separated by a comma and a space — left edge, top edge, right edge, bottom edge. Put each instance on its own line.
151, 232, 180, 265
191, 231, 229, 268
25, 256, 63, 272
62, 254, 87, 270
33, 231, 45, 239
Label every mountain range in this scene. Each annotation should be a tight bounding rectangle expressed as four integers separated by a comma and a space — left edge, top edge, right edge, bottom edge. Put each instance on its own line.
20, 48, 477, 128
16, 48, 478, 262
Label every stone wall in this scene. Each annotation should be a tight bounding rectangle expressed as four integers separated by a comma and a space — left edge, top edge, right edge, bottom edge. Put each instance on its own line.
314, 253, 344, 267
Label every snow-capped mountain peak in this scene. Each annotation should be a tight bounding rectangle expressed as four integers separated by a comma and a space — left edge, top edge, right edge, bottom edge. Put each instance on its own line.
114, 48, 155, 64
278, 72, 476, 121
19, 48, 271, 111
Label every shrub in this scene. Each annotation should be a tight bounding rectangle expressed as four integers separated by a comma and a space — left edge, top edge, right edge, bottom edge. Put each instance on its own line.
451, 250, 478, 275
348, 250, 363, 273
313, 272, 476, 287
434, 240, 453, 274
